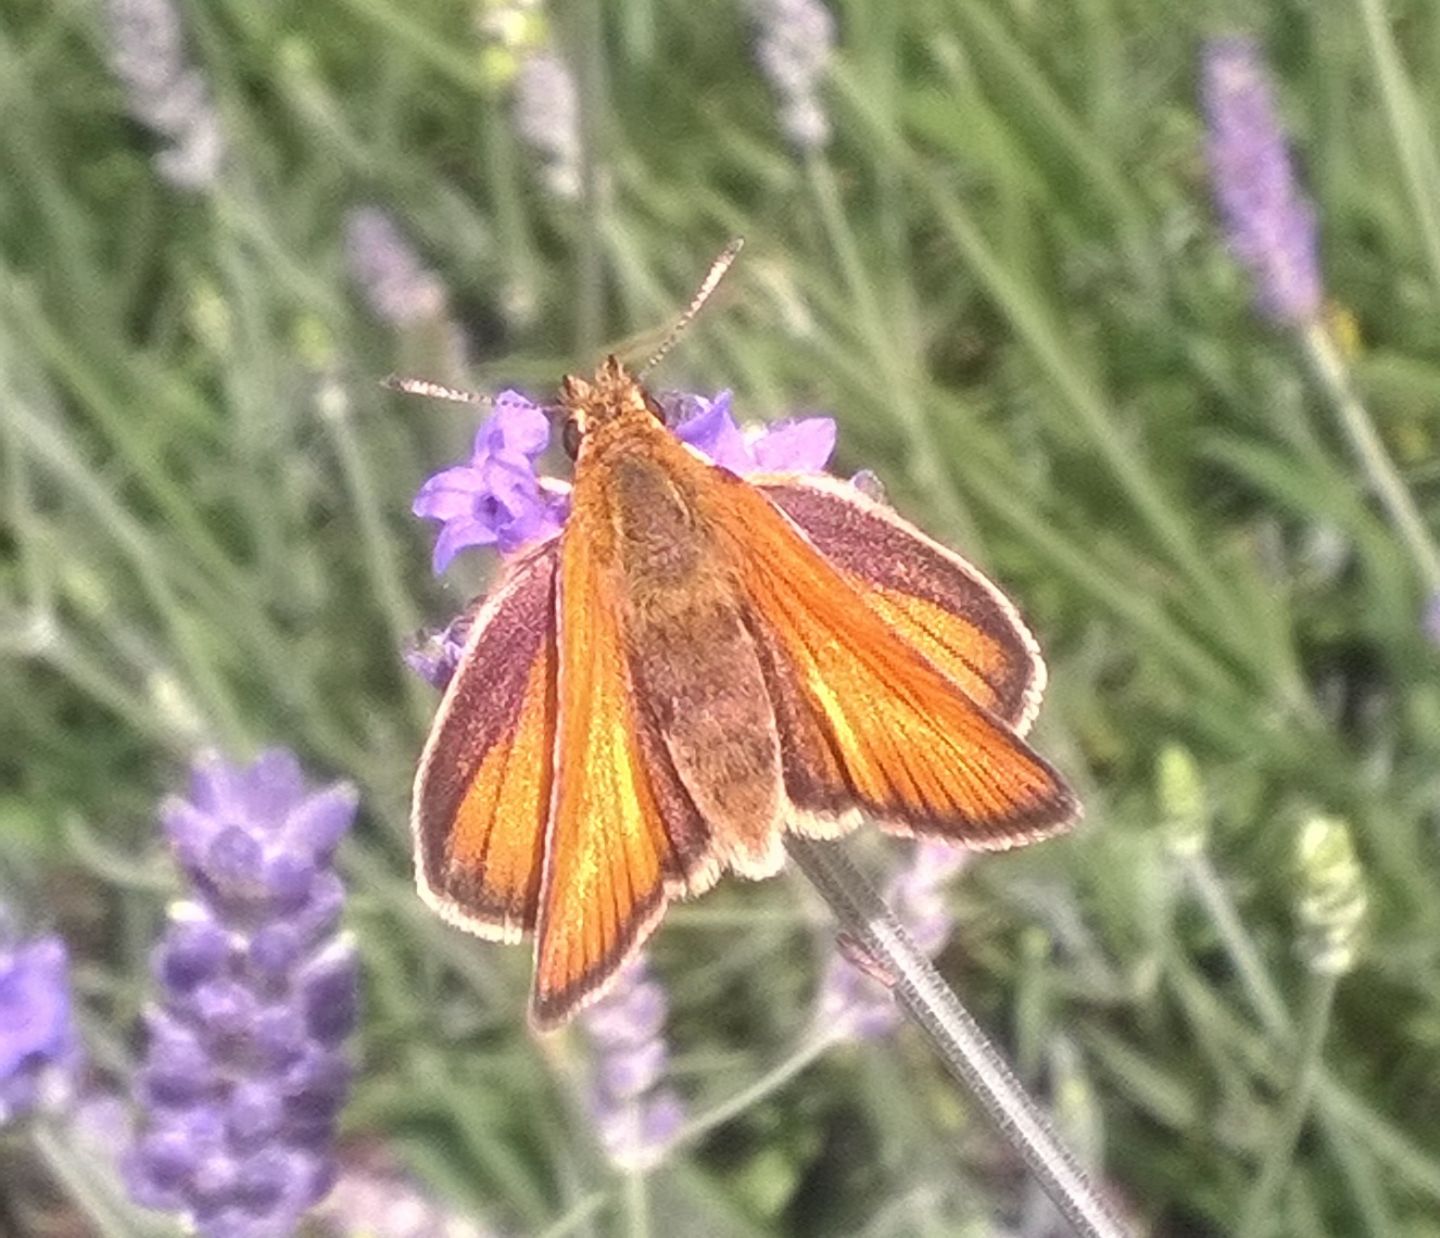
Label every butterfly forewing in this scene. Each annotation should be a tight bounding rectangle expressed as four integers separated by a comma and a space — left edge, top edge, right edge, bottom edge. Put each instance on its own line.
753, 473, 1045, 733
411, 539, 559, 941
703, 469, 1078, 846
531, 487, 718, 1028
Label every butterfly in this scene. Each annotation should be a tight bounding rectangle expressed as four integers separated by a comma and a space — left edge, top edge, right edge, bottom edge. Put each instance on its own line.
407, 254, 1078, 1030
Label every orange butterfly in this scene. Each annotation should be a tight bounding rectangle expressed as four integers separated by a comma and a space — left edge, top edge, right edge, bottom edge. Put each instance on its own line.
409, 285, 1078, 1032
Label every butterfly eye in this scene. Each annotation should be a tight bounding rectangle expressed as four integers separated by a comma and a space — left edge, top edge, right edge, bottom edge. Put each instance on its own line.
561, 417, 583, 459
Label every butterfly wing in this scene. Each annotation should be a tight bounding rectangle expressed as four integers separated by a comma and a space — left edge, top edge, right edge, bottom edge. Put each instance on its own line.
412, 539, 560, 943
704, 472, 1078, 846
753, 473, 1044, 733
531, 503, 717, 1029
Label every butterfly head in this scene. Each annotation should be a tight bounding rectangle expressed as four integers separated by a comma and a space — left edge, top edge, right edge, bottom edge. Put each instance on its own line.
558, 355, 664, 458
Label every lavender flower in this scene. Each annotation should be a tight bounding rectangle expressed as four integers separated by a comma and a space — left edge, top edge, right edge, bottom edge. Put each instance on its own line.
580, 954, 684, 1171
412, 392, 567, 571
319, 1142, 491, 1238
514, 50, 582, 200
1201, 37, 1322, 325
411, 386, 835, 577
102, 0, 225, 191
668, 391, 837, 474
344, 208, 452, 330
1295, 816, 1367, 976
404, 612, 474, 691
125, 750, 360, 1238
817, 842, 969, 1039
0, 932, 75, 1123
1424, 592, 1440, 648
752, 0, 836, 152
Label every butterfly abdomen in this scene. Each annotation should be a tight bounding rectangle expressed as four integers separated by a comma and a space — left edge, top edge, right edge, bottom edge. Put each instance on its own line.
583, 427, 786, 878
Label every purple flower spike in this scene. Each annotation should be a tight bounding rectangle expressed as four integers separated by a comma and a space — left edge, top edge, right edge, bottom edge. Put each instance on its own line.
126, 751, 360, 1238
344, 207, 451, 329
102, 0, 225, 191
671, 391, 837, 475
514, 50, 583, 200
818, 842, 970, 1040
412, 391, 568, 572
0, 932, 76, 1123
752, 0, 837, 152
1202, 37, 1322, 325
580, 954, 684, 1171
318, 1142, 493, 1238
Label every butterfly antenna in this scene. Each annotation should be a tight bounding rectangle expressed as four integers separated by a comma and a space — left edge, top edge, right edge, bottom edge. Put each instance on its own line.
639, 237, 744, 377
383, 374, 493, 408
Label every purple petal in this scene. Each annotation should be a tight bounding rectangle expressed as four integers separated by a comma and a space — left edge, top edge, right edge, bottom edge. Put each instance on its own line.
412, 466, 489, 521
599, 1038, 667, 1099
282, 785, 359, 859
248, 925, 302, 978
0, 938, 71, 1077
674, 392, 753, 472
240, 749, 306, 819
160, 798, 219, 869
640, 1089, 686, 1147
227, 1080, 283, 1145
431, 517, 499, 573
479, 451, 544, 513
750, 416, 837, 472
155, 915, 229, 992
202, 826, 263, 893
188, 752, 242, 818
297, 944, 359, 1045
491, 393, 551, 456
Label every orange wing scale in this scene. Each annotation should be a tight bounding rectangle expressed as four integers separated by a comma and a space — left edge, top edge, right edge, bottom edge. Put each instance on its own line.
712, 474, 1077, 846
754, 474, 1043, 733
412, 540, 559, 942
531, 503, 714, 1028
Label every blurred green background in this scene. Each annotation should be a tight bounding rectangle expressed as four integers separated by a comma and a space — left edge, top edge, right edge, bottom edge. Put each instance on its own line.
4, 0, 1440, 1234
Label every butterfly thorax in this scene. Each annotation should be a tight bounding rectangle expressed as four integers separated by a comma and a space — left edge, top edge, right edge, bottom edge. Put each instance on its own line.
566, 360, 717, 601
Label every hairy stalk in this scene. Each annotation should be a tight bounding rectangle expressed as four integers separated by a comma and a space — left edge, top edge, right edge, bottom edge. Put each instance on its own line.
785, 835, 1130, 1238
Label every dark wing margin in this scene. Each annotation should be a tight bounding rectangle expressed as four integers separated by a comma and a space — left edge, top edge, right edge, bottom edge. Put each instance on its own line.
412, 538, 559, 943
754, 473, 1045, 734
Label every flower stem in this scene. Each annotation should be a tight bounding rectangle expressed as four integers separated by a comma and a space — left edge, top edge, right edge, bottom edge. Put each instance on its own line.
784, 835, 1130, 1238
1236, 972, 1339, 1238
1297, 321, 1440, 592
1179, 851, 1290, 1036
665, 1024, 841, 1152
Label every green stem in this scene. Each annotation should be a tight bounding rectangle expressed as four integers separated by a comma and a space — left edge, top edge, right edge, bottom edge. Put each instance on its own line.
1180, 852, 1290, 1036
1354, 0, 1440, 302
1297, 321, 1440, 592
1177, 854, 1403, 1226
664, 1025, 841, 1152
571, 0, 609, 357
805, 154, 981, 549
623, 1166, 652, 1238
1236, 973, 1339, 1238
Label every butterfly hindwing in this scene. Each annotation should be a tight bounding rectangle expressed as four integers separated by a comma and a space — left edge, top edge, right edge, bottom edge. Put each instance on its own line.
411, 539, 559, 943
